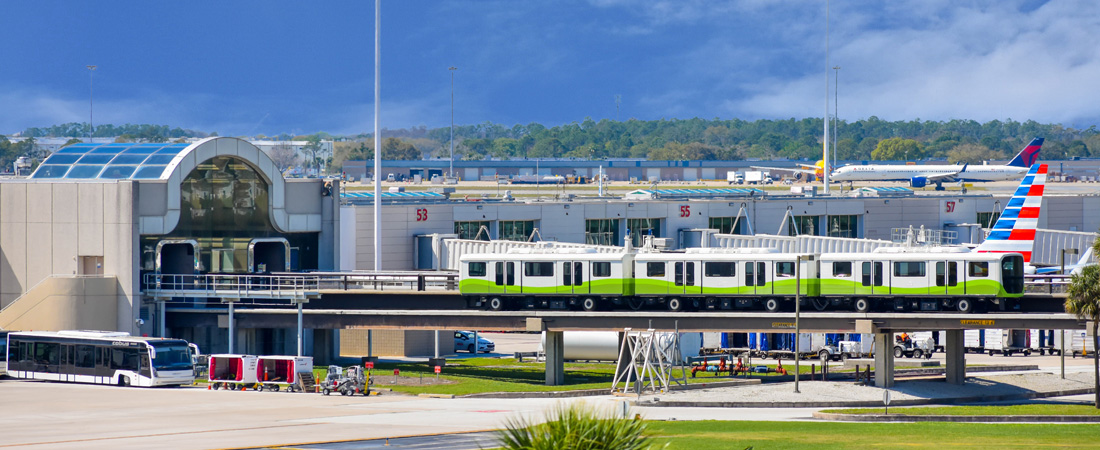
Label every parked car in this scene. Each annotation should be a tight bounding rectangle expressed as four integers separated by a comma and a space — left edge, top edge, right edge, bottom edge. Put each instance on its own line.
454, 331, 495, 354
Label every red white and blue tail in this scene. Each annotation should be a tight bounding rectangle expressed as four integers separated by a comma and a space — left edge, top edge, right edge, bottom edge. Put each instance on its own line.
975, 163, 1046, 262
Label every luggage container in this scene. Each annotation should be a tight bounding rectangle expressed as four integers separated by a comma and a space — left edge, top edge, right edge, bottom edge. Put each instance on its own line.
964, 329, 985, 353
986, 329, 1031, 356
257, 356, 314, 392
208, 354, 260, 390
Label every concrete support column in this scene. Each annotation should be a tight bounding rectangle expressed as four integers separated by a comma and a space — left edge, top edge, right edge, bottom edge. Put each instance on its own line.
296, 301, 304, 357
874, 332, 894, 388
945, 329, 966, 385
157, 298, 167, 338
227, 300, 236, 354
545, 330, 565, 386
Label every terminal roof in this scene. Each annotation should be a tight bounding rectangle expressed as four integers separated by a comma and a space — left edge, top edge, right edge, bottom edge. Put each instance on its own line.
29, 143, 190, 180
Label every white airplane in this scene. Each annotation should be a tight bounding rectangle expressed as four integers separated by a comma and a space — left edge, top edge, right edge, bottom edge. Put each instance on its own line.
830, 138, 1044, 190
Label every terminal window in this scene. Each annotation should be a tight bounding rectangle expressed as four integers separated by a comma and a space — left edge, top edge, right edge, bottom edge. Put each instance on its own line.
627, 218, 662, 246
454, 221, 491, 240
977, 212, 1001, 228
708, 217, 744, 235
827, 215, 858, 238
787, 215, 819, 236
499, 220, 536, 242
585, 219, 619, 246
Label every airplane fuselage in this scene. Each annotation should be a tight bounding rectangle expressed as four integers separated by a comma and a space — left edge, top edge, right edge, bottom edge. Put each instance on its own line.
830, 164, 1028, 183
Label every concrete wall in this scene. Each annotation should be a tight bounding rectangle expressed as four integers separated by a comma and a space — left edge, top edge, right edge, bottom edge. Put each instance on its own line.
0, 181, 138, 333
340, 329, 452, 357
0, 276, 119, 331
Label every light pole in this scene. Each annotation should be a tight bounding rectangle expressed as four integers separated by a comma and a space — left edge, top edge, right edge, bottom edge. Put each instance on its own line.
86, 65, 97, 142
449, 66, 457, 179
794, 253, 816, 394
833, 65, 839, 168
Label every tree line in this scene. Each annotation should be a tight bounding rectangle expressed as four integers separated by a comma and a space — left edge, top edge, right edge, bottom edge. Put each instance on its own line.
16, 118, 1100, 174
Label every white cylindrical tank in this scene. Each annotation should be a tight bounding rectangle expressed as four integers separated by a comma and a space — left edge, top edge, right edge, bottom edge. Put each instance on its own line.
539, 331, 702, 362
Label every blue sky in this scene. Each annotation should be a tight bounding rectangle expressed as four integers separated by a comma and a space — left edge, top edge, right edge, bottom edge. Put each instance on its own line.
2, 0, 1098, 136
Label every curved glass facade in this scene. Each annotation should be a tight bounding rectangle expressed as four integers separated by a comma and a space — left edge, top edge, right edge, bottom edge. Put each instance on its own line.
141, 155, 317, 273
30, 143, 189, 180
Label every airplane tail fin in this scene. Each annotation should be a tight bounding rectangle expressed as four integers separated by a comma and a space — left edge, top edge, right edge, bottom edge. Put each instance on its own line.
1006, 137, 1044, 168
975, 163, 1047, 263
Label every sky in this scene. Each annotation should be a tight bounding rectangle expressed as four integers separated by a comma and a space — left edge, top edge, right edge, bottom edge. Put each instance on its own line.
2, 0, 1099, 137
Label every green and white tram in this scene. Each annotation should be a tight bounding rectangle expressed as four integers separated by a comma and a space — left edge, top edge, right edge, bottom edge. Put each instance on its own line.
5, 330, 196, 387
458, 247, 1025, 313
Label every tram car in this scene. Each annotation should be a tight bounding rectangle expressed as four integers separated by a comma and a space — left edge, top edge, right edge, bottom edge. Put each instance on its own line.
458, 247, 1025, 313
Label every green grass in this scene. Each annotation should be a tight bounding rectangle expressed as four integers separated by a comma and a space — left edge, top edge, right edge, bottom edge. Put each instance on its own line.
646, 420, 1100, 449
822, 404, 1100, 416
315, 358, 754, 396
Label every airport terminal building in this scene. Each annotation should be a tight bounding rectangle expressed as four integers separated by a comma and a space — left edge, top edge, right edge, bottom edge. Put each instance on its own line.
2, 138, 1097, 360
0, 137, 339, 355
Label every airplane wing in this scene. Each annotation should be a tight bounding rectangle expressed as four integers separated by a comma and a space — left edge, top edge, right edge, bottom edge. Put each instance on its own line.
923, 171, 962, 182
749, 166, 819, 175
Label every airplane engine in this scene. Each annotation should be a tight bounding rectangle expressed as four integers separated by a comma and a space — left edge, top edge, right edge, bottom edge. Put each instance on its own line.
910, 176, 927, 188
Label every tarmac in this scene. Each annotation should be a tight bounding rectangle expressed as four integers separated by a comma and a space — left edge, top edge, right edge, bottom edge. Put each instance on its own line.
1, 364, 1096, 450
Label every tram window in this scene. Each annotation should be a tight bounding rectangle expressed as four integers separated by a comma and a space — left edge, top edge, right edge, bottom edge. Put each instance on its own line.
705, 262, 736, 277
524, 262, 554, 277
861, 262, 871, 286
745, 262, 755, 286
969, 262, 989, 277
936, 262, 946, 286
775, 262, 795, 278
647, 262, 666, 277
467, 262, 486, 277
562, 262, 572, 285
495, 262, 504, 285
893, 261, 925, 277
75, 345, 95, 368
592, 262, 611, 277
832, 262, 852, 277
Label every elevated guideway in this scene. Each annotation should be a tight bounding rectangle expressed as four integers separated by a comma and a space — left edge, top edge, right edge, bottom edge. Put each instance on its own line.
147, 272, 1086, 388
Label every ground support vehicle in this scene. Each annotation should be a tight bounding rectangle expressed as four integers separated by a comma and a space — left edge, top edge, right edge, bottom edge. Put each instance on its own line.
208, 354, 260, 390
893, 334, 934, 359
1069, 330, 1094, 358
1028, 329, 1062, 356
257, 356, 313, 392
5, 330, 196, 387
322, 365, 372, 396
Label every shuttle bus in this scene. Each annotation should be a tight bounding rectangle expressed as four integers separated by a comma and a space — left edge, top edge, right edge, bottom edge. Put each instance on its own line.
5, 330, 195, 387
0, 330, 8, 376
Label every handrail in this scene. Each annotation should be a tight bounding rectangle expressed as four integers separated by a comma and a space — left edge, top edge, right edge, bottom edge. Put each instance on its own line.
141, 271, 459, 296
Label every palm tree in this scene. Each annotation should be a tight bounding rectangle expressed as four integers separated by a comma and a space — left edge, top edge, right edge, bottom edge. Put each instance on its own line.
1065, 238, 1100, 409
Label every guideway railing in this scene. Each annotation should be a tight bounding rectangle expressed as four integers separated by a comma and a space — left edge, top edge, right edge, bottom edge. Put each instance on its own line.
144, 271, 1060, 298
142, 271, 459, 298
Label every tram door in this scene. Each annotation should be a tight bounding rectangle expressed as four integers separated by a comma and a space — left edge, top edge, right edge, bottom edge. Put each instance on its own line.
860, 261, 887, 295
672, 261, 697, 294
559, 261, 587, 294
935, 261, 960, 295
492, 262, 517, 294
743, 261, 768, 294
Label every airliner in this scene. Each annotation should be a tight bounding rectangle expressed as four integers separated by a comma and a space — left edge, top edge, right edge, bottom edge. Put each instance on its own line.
830, 138, 1044, 189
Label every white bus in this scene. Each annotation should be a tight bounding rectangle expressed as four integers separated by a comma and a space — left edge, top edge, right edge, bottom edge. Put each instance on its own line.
0, 330, 8, 376
5, 331, 195, 387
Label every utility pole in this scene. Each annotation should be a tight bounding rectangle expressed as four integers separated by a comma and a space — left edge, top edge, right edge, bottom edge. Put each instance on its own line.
833, 66, 840, 169
86, 65, 97, 142
373, 0, 382, 271
822, 0, 831, 194
449, 66, 457, 178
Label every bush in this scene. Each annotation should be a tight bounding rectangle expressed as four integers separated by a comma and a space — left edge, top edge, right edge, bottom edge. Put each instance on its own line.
495, 403, 657, 450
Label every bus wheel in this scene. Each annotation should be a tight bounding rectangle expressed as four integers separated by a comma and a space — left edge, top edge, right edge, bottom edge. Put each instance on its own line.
764, 298, 780, 312
667, 298, 684, 312
854, 298, 871, 313
487, 297, 504, 311
956, 299, 973, 313
119, 376, 130, 387
581, 297, 598, 312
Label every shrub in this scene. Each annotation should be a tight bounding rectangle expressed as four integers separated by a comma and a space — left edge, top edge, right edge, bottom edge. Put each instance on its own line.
495, 402, 657, 450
